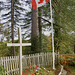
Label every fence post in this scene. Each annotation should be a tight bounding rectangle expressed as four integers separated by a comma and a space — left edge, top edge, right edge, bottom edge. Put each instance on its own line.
0, 52, 58, 75
0, 57, 2, 66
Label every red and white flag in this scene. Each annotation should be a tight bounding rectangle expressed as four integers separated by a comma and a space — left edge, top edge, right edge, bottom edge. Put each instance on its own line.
31, 0, 49, 10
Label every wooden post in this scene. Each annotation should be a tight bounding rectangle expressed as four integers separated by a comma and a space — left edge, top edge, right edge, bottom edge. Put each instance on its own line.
7, 27, 31, 75
18, 27, 22, 75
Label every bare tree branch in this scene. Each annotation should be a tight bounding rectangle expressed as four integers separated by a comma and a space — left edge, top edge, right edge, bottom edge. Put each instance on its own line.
38, 16, 63, 28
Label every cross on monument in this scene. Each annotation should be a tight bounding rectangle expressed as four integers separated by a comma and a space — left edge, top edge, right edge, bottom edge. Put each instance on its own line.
7, 27, 31, 75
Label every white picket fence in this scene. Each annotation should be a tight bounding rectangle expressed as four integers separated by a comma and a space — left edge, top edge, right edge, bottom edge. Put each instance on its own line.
0, 52, 57, 75
0, 56, 19, 75
22, 52, 54, 70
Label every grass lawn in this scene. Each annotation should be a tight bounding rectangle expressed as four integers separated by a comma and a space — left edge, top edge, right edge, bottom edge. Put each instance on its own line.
64, 65, 75, 75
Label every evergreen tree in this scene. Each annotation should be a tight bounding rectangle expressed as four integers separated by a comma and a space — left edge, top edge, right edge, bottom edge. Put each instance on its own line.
11, 0, 15, 56
52, 0, 75, 53
38, 7, 42, 50
1, 0, 26, 41
31, 9, 39, 52
1, 0, 26, 55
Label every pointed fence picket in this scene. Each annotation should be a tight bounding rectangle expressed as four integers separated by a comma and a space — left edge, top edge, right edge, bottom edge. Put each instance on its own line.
0, 52, 57, 75
0, 56, 19, 75
22, 52, 57, 70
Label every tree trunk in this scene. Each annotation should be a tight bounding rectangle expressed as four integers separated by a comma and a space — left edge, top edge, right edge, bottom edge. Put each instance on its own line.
74, 45, 75, 54
11, 0, 15, 56
38, 7, 42, 50
31, 9, 39, 52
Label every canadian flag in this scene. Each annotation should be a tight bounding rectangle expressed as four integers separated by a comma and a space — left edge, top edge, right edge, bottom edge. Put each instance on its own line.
31, 0, 49, 10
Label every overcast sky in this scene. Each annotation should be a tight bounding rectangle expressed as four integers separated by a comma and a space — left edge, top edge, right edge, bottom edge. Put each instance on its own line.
0, 0, 6, 2
0, 0, 52, 41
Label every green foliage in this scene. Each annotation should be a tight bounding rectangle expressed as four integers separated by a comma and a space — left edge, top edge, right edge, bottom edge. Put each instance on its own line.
42, 34, 52, 52
31, 36, 40, 53
0, 0, 75, 54
64, 65, 75, 75
38, 0, 75, 54
0, 65, 5, 75
15, 40, 31, 55
0, 40, 31, 56
0, 42, 11, 57
52, 0, 75, 53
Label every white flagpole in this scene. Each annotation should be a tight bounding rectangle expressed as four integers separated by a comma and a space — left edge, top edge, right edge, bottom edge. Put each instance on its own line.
50, 0, 55, 70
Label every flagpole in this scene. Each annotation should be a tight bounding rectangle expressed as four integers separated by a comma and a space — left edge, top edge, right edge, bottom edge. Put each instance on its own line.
50, 0, 55, 70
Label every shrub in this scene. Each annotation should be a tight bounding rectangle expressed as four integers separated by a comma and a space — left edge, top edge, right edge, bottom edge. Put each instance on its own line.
0, 65, 5, 75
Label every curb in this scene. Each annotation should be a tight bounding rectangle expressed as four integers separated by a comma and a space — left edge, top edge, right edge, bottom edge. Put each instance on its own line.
58, 65, 63, 75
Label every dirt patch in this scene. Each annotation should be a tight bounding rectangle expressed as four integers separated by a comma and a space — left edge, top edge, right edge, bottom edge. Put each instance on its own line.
64, 67, 71, 75
64, 66, 75, 75
55, 65, 61, 75
55, 69, 60, 75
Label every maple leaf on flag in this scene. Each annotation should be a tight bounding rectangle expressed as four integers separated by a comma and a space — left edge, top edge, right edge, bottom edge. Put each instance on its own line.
31, 0, 49, 10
